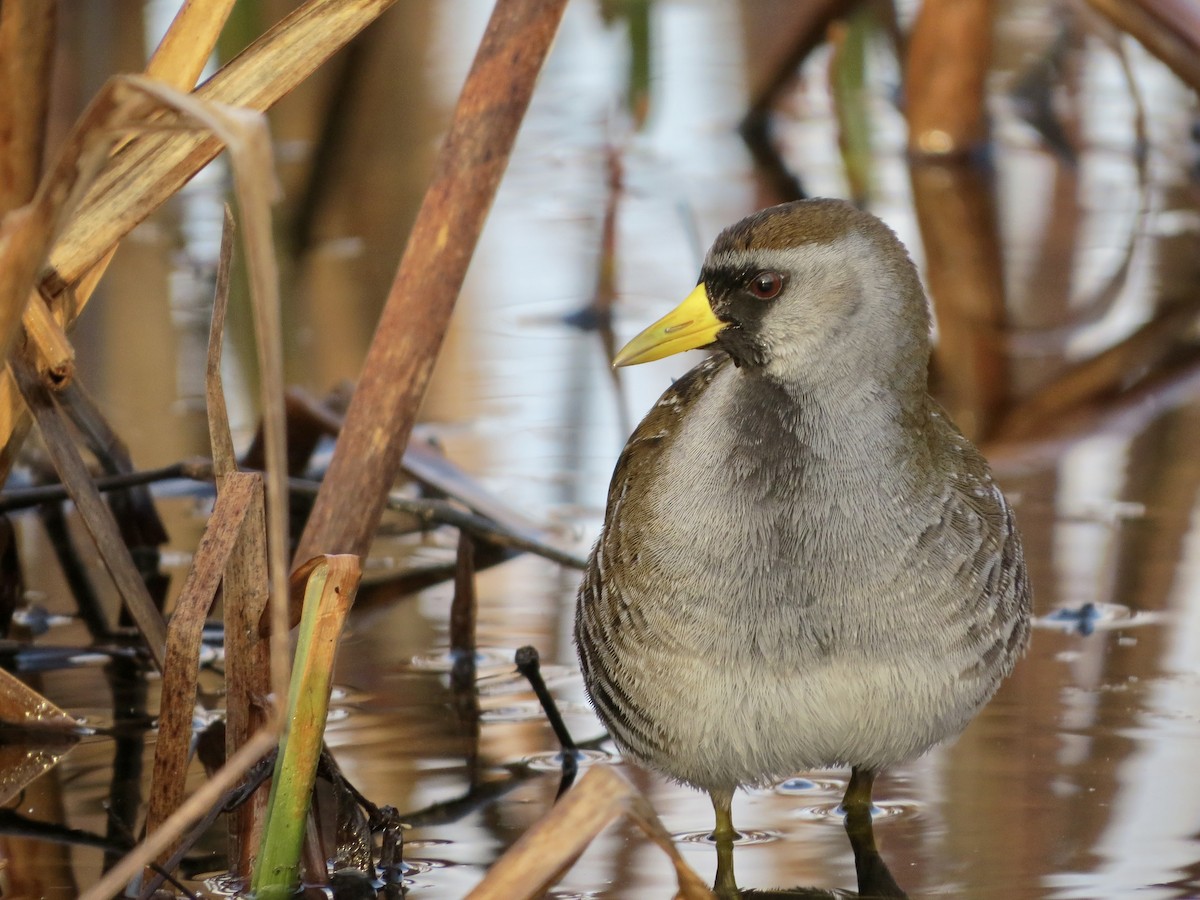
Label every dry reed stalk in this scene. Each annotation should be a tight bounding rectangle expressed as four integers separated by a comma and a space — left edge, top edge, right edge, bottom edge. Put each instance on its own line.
0, 0, 399, 477
110, 72, 293, 715
223, 477, 271, 875
291, 0, 570, 589
145, 0, 239, 90
905, 0, 994, 155
62, 70, 291, 896
466, 766, 714, 900
1084, 0, 1200, 92
0, 0, 56, 213
144, 472, 260, 863
207, 207, 273, 873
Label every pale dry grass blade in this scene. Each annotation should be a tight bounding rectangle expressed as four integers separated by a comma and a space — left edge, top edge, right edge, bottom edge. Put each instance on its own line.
466, 766, 714, 900
146, 0, 238, 91
60, 0, 239, 345
0, 0, 398, 477
46, 0, 398, 295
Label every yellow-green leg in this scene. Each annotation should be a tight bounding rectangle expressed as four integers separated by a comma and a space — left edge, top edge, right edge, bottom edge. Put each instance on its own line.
842, 765, 874, 812
709, 789, 740, 898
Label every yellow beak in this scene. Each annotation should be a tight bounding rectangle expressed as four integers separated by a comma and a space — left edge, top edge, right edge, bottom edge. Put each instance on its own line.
612, 284, 725, 367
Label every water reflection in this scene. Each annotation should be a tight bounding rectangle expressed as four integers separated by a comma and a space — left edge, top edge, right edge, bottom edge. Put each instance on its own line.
4, 0, 1200, 896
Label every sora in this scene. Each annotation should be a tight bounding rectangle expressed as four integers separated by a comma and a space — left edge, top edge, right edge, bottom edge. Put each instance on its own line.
575, 199, 1031, 872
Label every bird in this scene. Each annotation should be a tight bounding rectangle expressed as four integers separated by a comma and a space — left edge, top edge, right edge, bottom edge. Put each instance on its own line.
574, 198, 1031, 893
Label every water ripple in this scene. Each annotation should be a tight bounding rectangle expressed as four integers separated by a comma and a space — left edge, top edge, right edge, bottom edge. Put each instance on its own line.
673, 828, 780, 846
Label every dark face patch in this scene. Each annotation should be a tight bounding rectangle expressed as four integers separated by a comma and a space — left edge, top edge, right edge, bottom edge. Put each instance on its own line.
702, 265, 776, 368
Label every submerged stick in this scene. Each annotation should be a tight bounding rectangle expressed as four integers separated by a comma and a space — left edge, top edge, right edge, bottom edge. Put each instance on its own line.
514, 645, 579, 795
450, 530, 478, 687
292, 0, 570, 580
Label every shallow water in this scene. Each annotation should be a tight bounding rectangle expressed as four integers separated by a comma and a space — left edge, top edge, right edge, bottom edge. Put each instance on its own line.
7, 1, 1200, 897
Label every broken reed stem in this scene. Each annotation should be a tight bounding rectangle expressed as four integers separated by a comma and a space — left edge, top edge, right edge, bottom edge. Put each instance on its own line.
450, 530, 478, 687
252, 555, 360, 898
144, 473, 258, 865
291, 0, 570, 578
207, 205, 238, 477
514, 648, 576, 759
206, 207, 272, 875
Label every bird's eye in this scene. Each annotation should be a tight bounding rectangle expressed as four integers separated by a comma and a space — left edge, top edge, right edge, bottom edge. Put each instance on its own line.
748, 271, 783, 300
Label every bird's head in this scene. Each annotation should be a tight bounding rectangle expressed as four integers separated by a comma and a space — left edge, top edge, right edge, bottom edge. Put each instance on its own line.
614, 199, 931, 392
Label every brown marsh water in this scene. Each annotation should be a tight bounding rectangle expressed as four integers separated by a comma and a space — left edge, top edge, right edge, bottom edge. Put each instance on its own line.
6, 1, 1200, 897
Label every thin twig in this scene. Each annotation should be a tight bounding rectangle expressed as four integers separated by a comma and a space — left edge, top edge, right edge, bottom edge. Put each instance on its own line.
0, 460, 207, 512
